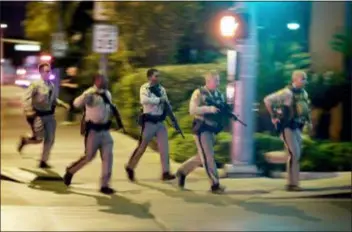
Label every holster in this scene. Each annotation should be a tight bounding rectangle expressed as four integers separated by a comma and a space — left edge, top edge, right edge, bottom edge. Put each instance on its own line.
192, 119, 222, 135
137, 113, 166, 126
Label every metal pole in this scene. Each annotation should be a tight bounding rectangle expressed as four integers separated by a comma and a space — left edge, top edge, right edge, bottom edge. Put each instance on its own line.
1, 28, 4, 85
100, 53, 108, 77
225, 2, 258, 177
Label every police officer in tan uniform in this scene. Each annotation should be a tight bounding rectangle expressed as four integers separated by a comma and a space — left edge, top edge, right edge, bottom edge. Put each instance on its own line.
18, 63, 69, 168
63, 75, 116, 195
264, 70, 313, 191
125, 68, 175, 182
176, 71, 226, 194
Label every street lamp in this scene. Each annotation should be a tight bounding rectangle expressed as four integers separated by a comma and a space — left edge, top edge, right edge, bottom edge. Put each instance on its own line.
220, 15, 238, 37
220, 14, 239, 103
219, 3, 259, 177
287, 22, 300, 30
1, 23, 8, 85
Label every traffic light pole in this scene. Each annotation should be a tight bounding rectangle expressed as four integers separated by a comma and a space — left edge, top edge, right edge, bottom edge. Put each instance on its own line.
224, 2, 259, 177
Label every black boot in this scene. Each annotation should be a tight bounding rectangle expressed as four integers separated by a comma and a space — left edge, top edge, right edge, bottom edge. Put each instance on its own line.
162, 172, 176, 181
176, 171, 186, 189
100, 186, 116, 195
63, 171, 73, 186
125, 165, 135, 182
17, 137, 26, 153
39, 161, 52, 169
210, 183, 226, 194
286, 185, 302, 192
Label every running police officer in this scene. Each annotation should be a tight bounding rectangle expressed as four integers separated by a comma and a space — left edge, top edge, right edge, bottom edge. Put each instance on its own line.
176, 71, 226, 194
125, 68, 175, 182
264, 70, 313, 191
18, 62, 69, 168
63, 74, 117, 195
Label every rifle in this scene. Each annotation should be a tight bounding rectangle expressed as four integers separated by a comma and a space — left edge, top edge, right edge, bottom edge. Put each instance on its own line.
110, 104, 127, 134
149, 85, 185, 139
203, 94, 247, 127
98, 92, 127, 134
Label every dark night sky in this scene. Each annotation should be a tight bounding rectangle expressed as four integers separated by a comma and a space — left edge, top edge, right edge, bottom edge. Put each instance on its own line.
0, 1, 26, 38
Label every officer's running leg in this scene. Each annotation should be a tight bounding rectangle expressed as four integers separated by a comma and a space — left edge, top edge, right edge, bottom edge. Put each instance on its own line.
282, 128, 302, 189
195, 132, 219, 185
65, 130, 101, 185
155, 123, 171, 175
125, 122, 158, 181
176, 154, 202, 188
18, 116, 43, 153
99, 132, 114, 188
39, 115, 56, 167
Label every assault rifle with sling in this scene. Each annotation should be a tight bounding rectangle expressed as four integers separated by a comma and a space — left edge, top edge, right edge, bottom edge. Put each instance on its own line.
200, 89, 247, 127
149, 85, 185, 139
80, 92, 126, 135
99, 93, 126, 134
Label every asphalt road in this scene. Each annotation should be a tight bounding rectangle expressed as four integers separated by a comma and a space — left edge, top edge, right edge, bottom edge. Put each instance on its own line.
1, 86, 351, 231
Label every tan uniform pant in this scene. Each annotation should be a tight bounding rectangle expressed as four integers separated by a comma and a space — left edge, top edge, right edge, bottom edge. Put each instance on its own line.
281, 128, 302, 186
177, 131, 219, 185
126, 121, 170, 173
67, 129, 114, 188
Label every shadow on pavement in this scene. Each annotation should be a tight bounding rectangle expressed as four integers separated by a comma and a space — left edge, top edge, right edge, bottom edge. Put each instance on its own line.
137, 182, 322, 222
136, 181, 237, 206
302, 186, 351, 192
20, 168, 64, 182
238, 201, 322, 222
26, 179, 156, 220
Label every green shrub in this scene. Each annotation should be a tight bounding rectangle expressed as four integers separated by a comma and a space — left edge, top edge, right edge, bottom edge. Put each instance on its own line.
254, 132, 352, 173
301, 142, 352, 171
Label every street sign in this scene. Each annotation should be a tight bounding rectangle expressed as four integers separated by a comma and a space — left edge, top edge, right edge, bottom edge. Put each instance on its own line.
51, 32, 68, 58
93, 24, 118, 54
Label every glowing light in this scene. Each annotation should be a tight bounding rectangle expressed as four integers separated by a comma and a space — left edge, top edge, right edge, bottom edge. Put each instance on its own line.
49, 74, 55, 80
14, 44, 41, 52
1, 24, 7, 29
29, 74, 41, 80
16, 69, 26, 75
40, 55, 52, 62
15, 80, 30, 86
220, 15, 238, 37
287, 22, 300, 30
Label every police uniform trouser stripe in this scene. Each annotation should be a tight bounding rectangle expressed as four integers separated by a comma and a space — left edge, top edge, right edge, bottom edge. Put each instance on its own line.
281, 128, 301, 186
127, 122, 170, 173
128, 123, 146, 165
67, 130, 114, 187
196, 132, 219, 185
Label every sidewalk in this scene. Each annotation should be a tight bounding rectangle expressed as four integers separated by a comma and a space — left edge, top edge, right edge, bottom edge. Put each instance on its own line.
1, 121, 351, 199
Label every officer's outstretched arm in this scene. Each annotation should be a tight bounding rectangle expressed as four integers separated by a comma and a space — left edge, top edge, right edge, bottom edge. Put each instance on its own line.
140, 85, 161, 105
189, 89, 214, 115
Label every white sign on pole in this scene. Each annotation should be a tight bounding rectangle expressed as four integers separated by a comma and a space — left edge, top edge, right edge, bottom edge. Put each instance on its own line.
93, 24, 118, 54
51, 32, 68, 58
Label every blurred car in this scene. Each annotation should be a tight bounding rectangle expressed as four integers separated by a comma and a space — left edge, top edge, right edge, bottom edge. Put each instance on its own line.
14, 55, 55, 88
1, 59, 16, 85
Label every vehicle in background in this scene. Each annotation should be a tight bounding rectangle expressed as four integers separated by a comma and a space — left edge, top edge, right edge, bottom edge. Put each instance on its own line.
14, 54, 55, 88
1, 59, 17, 85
